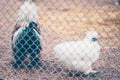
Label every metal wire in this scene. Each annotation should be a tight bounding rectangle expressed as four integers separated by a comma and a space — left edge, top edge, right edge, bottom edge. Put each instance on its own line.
0, 0, 119, 80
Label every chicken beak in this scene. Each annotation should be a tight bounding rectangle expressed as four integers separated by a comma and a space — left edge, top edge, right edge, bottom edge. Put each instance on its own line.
92, 38, 98, 42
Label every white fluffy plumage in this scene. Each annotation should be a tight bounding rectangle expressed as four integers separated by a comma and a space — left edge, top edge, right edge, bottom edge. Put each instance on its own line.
53, 31, 101, 75
17, 0, 38, 26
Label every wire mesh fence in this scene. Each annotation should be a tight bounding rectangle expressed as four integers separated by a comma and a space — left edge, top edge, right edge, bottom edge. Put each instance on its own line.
0, 0, 120, 80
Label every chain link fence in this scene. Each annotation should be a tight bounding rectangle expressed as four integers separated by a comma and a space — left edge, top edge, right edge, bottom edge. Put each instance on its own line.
0, 0, 120, 80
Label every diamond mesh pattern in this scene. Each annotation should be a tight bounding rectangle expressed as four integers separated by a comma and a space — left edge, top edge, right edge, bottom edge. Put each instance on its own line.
0, 0, 119, 80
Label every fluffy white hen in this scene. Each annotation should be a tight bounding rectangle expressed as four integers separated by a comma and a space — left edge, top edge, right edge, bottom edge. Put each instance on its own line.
53, 31, 101, 75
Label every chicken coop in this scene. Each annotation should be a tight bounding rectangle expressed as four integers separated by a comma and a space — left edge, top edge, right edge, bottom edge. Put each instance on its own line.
0, 0, 120, 80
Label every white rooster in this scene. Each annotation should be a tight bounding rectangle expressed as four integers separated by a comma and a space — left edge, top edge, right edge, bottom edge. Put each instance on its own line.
53, 31, 101, 75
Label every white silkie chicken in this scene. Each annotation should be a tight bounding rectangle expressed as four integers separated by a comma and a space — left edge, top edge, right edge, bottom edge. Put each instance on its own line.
53, 31, 101, 75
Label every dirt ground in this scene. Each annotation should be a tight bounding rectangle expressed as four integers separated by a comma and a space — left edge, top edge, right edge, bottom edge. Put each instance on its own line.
0, 0, 120, 80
